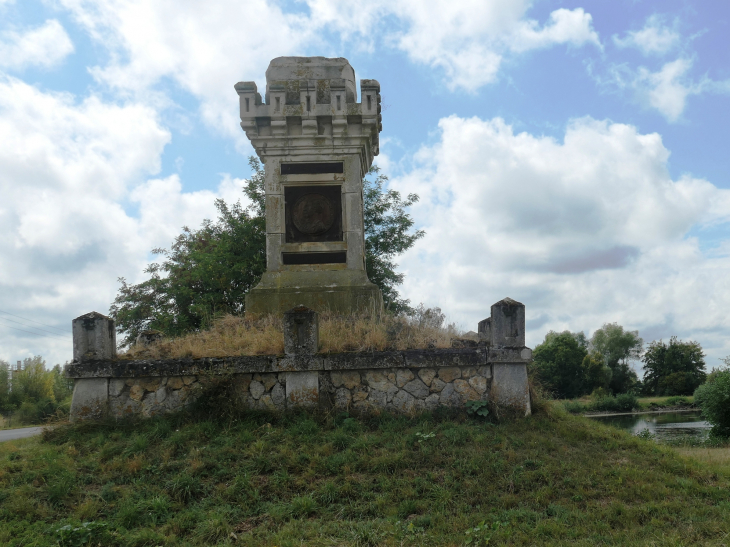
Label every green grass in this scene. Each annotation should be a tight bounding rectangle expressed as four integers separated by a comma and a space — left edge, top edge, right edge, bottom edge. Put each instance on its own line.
1, 405, 729, 546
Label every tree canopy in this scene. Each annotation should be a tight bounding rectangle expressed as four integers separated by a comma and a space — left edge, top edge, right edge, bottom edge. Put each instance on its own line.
589, 323, 642, 394
532, 331, 589, 399
643, 336, 706, 396
364, 166, 424, 314
111, 159, 423, 346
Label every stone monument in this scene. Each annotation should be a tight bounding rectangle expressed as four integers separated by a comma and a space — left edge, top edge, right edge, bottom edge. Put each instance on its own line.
235, 57, 383, 315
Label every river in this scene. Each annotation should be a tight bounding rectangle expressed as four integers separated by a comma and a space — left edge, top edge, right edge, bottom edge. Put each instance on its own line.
588, 410, 710, 442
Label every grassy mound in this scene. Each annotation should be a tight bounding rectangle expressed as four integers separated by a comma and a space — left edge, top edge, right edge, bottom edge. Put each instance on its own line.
1, 406, 729, 546
120, 312, 463, 360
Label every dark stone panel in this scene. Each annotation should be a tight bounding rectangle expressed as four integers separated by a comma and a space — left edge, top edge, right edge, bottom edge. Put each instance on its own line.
285, 185, 343, 243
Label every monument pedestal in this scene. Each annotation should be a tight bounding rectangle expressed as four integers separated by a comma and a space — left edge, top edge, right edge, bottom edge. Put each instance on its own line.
245, 270, 382, 315
236, 57, 385, 316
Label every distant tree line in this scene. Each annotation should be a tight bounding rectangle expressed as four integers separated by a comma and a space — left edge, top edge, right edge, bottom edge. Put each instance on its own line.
0, 356, 72, 425
530, 323, 707, 399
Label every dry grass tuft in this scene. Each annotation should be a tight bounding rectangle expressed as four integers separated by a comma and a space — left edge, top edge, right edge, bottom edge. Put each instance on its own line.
119, 311, 463, 360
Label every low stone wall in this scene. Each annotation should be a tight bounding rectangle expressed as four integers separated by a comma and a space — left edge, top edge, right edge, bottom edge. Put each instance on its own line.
66, 298, 533, 420
68, 350, 528, 419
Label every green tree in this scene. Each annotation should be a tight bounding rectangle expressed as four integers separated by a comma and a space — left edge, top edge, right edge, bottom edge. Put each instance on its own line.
10, 356, 55, 405
112, 159, 423, 345
0, 360, 11, 411
643, 337, 706, 396
589, 323, 642, 394
364, 166, 424, 313
582, 352, 612, 393
51, 364, 73, 403
694, 370, 730, 437
532, 331, 589, 399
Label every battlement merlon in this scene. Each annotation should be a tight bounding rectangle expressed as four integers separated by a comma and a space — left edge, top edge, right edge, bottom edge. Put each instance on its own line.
234, 57, 382, 172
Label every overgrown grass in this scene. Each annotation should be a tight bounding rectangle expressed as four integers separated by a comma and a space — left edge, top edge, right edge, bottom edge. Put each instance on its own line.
563, 394, 639, 414
120, 312, 462, 360
2, 404, 730, 545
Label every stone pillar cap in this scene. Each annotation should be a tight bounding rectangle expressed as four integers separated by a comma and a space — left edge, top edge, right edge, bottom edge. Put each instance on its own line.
266, 56, 355, 84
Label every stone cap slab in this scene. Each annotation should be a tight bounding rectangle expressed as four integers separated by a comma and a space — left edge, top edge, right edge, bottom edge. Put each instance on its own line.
65, 346, 532, 379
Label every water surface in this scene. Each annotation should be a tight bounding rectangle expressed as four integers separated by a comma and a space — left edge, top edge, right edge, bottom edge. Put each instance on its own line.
589, 411, 710, 442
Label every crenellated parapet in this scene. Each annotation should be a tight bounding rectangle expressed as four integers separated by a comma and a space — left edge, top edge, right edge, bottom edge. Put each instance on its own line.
234, 57, 382, 174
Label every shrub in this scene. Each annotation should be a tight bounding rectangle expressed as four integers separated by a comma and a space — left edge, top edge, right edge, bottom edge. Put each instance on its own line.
563, 401, 587, 414
588, 394, 638, 413
694, 371, 730, 437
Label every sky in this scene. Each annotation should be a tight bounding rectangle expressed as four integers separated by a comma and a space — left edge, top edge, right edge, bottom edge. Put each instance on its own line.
1, 0, 729, 372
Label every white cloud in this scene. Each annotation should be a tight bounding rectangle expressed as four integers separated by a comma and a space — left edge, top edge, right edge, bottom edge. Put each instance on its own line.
613, 14, 680, 56
58, 0, 318, 138
0, 76, 247, 366
389, 115, 730, 361
311, 0, 600, 91
510, 8, 600, 53
607, 57, 730, 122
57, 0, 600, 121
0, 19, 74, 70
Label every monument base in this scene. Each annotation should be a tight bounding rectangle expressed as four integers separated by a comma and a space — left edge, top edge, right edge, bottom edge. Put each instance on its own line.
245, 270, 383, 316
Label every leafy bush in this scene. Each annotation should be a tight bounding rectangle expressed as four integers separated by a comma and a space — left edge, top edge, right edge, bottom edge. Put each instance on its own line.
694, 371, 730, 437
665, 396, 691, 407
564, 400, 588, 414
564, 394, 638, 414
590, 394, 638, 413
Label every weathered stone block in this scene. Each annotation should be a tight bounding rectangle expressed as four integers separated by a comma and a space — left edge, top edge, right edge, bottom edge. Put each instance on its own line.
70, 378, 108, 421
491, 298, 525, 347
271, 383, 286, 406
286, 371, 319, 408
392, 390, 416, 414
395, 368, 414, 387
155, 385, 167, 404
167, 377, 184, 390
284, 306, 319, 355
424, 393, 440, 409
135, 330, 162, 346
335, 387, 351, 409
261, 373, 277, 391
352, 385, 368, 402
491, 363, 531, 415
453, 379, 480, 401
403, 378, 429, 399
438, 367, 461, 383
430, 378, 446, 392
139, 377, 161, 392
72, 312, 116, 362
364, 370, 398, 398
418, 368, 436, 386
340, 370, 360, 389
250, 381, 265, 400
468, 375, 488, 395
129, 384, 144, 402
109, 378, 126, 397
478, 317, 491, 343
439, 383, 461, 407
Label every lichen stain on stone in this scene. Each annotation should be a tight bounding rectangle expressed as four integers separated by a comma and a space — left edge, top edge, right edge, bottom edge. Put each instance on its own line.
288, 387, 318, 406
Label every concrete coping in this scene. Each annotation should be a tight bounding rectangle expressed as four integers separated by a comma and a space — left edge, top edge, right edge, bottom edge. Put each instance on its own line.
65, 346, 531, 379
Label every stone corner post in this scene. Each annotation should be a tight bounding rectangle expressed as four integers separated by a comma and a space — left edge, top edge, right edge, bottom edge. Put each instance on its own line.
282, 306, 319, 408
487, 298, 532, 416
69, 311, 116, 421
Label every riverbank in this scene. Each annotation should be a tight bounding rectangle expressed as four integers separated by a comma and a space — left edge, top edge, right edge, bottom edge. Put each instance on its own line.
1, 405, 729, 545
583, 408, 700, 418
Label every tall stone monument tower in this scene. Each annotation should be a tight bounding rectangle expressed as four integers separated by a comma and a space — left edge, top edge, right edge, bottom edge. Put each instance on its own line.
235, 57, 383, 315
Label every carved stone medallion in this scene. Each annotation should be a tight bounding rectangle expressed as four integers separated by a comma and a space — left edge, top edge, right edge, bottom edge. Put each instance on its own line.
291, 193, 335, 235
